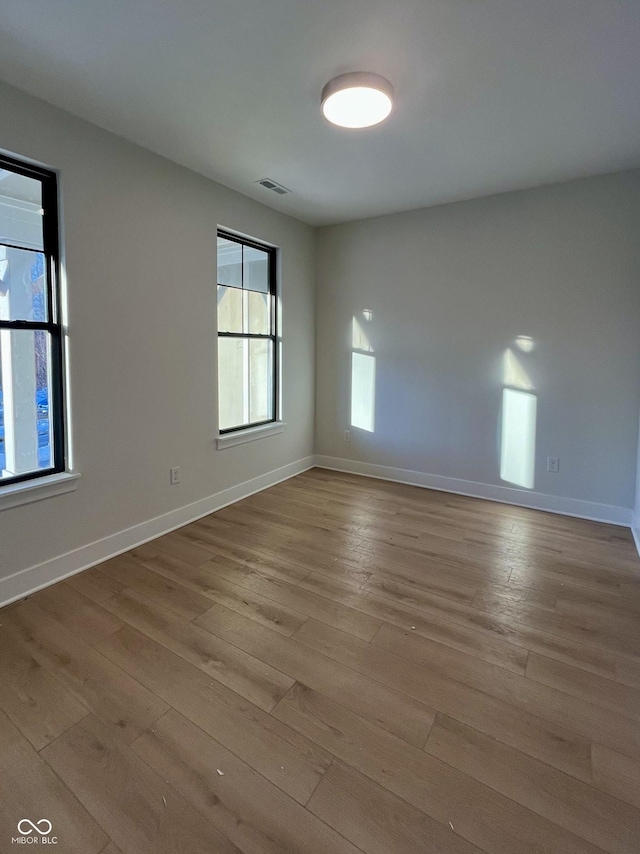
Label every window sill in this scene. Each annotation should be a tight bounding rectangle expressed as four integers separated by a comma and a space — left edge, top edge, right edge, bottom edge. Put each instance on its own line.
0, 471, 81, 511
216, 421, 286, 450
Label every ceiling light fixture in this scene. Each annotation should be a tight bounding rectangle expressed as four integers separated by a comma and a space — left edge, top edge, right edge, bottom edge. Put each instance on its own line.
321, 72, 394, 129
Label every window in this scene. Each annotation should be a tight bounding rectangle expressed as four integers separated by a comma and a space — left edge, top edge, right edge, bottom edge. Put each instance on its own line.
216, 230, 277, 433
0, 153, 65, 486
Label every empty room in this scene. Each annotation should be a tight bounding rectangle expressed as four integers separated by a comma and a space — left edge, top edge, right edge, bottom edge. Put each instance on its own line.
1, 0, 640, 852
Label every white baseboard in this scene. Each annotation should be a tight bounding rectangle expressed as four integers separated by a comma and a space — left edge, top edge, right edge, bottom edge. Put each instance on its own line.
0, 456, 315, 608
632, 513, 640, 558
314, 455, 633, 528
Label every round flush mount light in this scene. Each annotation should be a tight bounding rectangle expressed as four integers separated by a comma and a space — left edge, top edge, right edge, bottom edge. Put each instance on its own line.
321, 72, 394, 129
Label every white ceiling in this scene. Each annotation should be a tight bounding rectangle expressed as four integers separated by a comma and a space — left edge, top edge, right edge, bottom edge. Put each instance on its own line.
0, 0, 638, 226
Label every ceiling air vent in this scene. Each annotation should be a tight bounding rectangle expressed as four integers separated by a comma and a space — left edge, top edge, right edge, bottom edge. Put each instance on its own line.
256, 178, 291, 195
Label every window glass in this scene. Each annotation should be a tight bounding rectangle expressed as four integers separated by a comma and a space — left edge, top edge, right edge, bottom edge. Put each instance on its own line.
216, 232, 276, 433
0, 248, 47, 322
246, 290, 269, 335
0, 169, 44, 251
0, 327, 55, 476
0, 154, 64, 486
249, 338, 273, 423
243, 246, 269, 293
217, 285, 243, 333
217, 337, 245, 431
217, 238, 242, 288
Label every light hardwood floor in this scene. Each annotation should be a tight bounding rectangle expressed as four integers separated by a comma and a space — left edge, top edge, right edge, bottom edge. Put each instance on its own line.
2, 468, 640, 853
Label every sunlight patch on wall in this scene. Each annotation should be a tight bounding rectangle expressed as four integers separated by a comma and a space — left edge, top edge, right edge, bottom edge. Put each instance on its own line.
352, 316, 372, 352
351, 352, 376, 432
500, 388, 537, 489
499, 334, 538, 489
514, 335, 535, 353
503, 348, 533, 390
351, 309, 376, 432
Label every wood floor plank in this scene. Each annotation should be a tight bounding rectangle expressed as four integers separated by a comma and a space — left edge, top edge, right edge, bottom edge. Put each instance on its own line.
509, 563, 625, 597
95, 626, 331, 804
363, 550, 512, 593
480, 575, 640, 616
227, 498, 344, 535
341, 559, 479, 604
264, 542, 373, 588
354, 536, 513, 585
526, 653, 640, 720
180, 519, 298, 565
373, 591, 623, 685
393, 503, 528, 543
472, 585, 558, 615
273, 682, 606, 854
554, 586, 640, 619
365, 574, 639, 671
129, 542, 161, 561
298, 570, 529, 674
0, 708, 107, 854
183, 516, 299, 556
139, 553, 308, 636
195, 602, 435, 747
472, 587, 640, 659
102, 587, 294, 711
65, 568, 126, 604
0, 623, 88, 750
298, 561, 372, 591
477, 567, 640, 616
296, 618, 592, 781
425, 713, 640, 854
307, 760, 484, 854
27, 582, 124, 644
200, 551, 309, 586
620, 580, 640, 601
190, 519, 372, 587
98, 555, 213, 620
151, 530, 219, 565
344, 509, 476, 546
616, 655, 640, 689
197, 558, 383, 640
508, 516, 634, 549
354, 531, 518, 581
281, 525, 369, 558
350, 517, 514, 564
555, 597, 640, 641
1, 602, 168, 743
522, 548, 640, 580
41, 714, 242, 854
371, 620, 640, 764
132, 708, 363, 854
208, 503, 311, 540
591, 744, 640, 811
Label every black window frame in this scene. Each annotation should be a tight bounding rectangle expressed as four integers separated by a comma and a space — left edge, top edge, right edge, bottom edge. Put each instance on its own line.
216, 229, 278, 435
0, 152, 66, 487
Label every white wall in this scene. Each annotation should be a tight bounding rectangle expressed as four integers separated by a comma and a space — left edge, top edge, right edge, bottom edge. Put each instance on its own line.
0, 81, 316, 583
316, 172, 640, 517
633, 407, 640, 549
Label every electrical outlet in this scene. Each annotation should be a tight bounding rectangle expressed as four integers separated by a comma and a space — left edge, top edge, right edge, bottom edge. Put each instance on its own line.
547, 457, 559, 473
170, 466, 181, 485
344, 430, 351, 442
